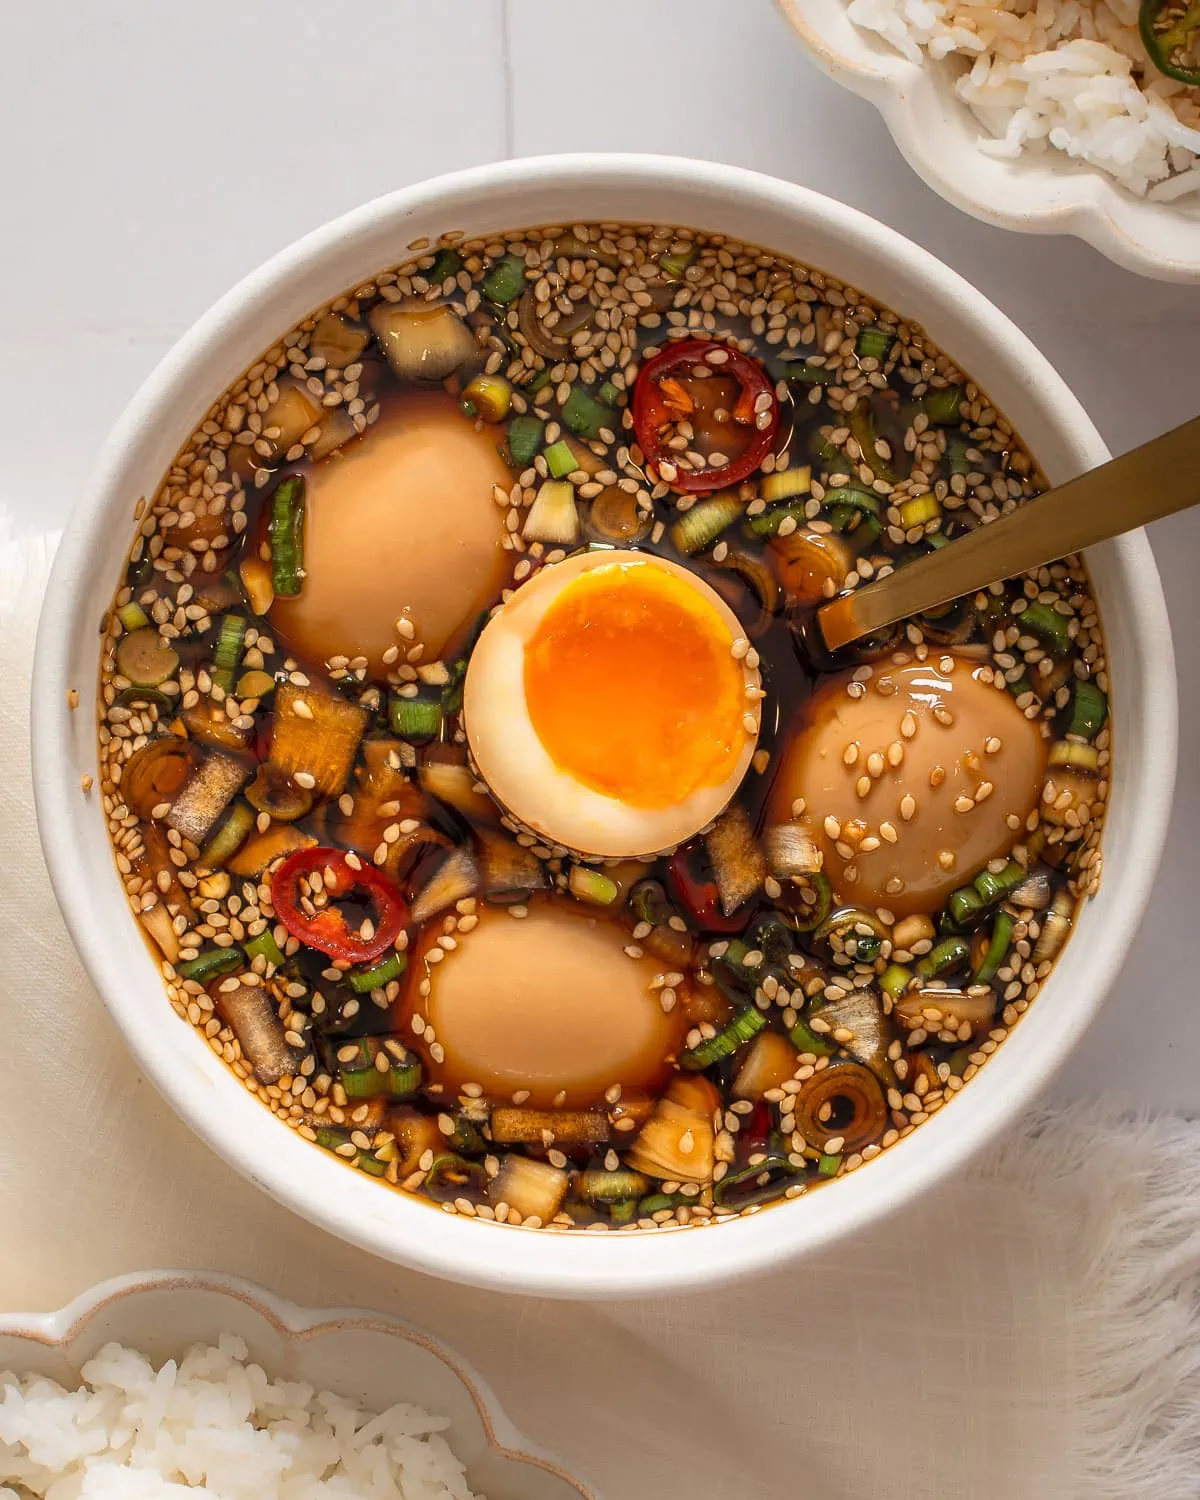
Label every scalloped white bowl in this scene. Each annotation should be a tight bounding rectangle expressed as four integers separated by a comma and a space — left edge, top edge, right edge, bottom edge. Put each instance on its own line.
0, 1273, 594, 1500
32, 154, 1176, 1300
778, 0, 1200, 282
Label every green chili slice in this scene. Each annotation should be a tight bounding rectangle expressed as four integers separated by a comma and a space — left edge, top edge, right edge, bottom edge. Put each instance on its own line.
1140, 1, 1200, 83
268, 476, 305, 598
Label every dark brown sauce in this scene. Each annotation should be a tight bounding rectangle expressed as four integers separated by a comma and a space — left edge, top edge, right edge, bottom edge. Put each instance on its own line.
102, 223, 1107, 1231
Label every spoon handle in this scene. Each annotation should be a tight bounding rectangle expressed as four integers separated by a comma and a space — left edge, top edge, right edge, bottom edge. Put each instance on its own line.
816, 413, 1200, 652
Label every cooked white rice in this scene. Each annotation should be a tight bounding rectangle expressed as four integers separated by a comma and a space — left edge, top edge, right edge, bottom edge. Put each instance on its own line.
0, 1337, 480, 1500
847, 0, 1200, 200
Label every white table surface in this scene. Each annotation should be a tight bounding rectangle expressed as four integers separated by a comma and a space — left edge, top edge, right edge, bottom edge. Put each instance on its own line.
1, 0, 1196, 1112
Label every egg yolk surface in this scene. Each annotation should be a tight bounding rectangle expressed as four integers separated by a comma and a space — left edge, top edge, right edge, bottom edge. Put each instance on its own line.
399, 902, 686, 1108
771, 654, 1048, 915
522, 561, 744, 808
270, 393, 510, 673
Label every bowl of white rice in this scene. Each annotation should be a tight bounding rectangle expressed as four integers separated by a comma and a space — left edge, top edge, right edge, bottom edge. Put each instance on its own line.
0, 1273, 594, 1500
778, 0, 1200, 281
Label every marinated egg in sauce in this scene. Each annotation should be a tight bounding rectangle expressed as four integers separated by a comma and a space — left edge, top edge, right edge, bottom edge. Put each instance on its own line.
399, 902, 687, 1108
463, 551, 761, 858
771, 655, 1048, 916
270, 393, 511, 673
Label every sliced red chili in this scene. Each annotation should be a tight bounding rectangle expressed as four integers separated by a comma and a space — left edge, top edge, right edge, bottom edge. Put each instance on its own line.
632, 339, 779, 494
667, 842, 753, 935
271, 846, 408, 964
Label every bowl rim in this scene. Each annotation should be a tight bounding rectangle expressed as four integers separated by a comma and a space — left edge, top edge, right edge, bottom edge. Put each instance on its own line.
0, 1269, 596, 1499
776, 0, 1200, 284
31, 152, 1178, 1299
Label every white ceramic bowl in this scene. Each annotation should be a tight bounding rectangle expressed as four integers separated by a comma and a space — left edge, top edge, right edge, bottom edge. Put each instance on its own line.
778, 0, 1200, 283
0, 1272, 594, 1499
32, 154, 1177, 1300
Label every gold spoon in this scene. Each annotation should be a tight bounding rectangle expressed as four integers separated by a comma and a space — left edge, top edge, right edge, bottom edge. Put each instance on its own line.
815, 414, 1199, 652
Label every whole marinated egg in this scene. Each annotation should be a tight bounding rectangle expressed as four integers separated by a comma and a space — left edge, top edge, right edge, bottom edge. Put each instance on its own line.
270, 393, 511, 674
399, 901, 687, 1108
463, 550, 762, 858
770, 654, 1048, 915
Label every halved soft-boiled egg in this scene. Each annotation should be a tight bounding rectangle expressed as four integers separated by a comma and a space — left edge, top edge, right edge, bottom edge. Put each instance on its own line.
769, 653, 1048, 916
463, 550, 762, 858
399, 900, 687, 1107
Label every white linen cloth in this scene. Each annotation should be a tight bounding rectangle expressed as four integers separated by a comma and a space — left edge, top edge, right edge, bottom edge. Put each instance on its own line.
2, 531, 1198, 1500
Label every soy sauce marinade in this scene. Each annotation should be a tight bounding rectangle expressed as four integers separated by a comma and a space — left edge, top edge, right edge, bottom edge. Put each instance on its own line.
96, 224, 1109, 1231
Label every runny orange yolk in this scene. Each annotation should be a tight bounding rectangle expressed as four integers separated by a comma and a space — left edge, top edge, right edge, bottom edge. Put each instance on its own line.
522, 560, 744, 808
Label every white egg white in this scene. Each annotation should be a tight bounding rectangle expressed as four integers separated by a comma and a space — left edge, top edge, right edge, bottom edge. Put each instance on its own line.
462, 550, 762, 859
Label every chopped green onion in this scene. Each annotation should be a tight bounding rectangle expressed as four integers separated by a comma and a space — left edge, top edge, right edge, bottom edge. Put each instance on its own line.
744, 503, 809, 539
448, 1115, 486, 1156
118, 601, 150, 631
236, 669, 274, 701
610, 1199, 637, 1226
562, 386, 616, 440
425, 248, 463, 284
567, 866, 619, 905
461, 373, 512, 423
507, 414, 544, 467
972, 911, 1014, 986
388, 693, 443, 742
682, 1007, 767, 1070
856, 326, 894, 363
177, 947, 244, 983
578, 1168, 650, 1204
637, 1192, 689, 1216
761, 465, 812, 504
315, 1126, 389, 1177
1018, 601, 1072, 658
244, 929, 285, 971
784, 361, 837, 386
824, 483, 881, 516
948, 437, 972, 476
849, 405, 896, 484
1063, 680, 1108, 741
349, 951, 408, 994
1049, 740, 1100, 773
425, 1153, 487, 1197
816, 1152, 842, 1178
922, 385, 963, 424
880, 963, 914, 1000
522, 479, 580, 545
670, 493, 744, 554
947, 884, 987, 927
355, 1152, 388, 1178
658, 245, 697, 280
211, 615, 246, 694
787, 872, 833, 933
788, 1015, 837, 1057
598, 379, 621, 407
973, 859, 1027, 907
481, 253, 526, 304
916, 935, 970, 980
199, 801, 255, 868
522, 368, 552, 394
268, 476, 306, 598
898, 493, 940, 528
338, 1039, 421, 1100
713, 1154, 801, 1208
544, 439, 577, 478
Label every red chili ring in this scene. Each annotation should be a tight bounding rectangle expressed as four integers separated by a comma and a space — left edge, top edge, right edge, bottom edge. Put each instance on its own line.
271, 846, 408, 964
631, 339, 779, 494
